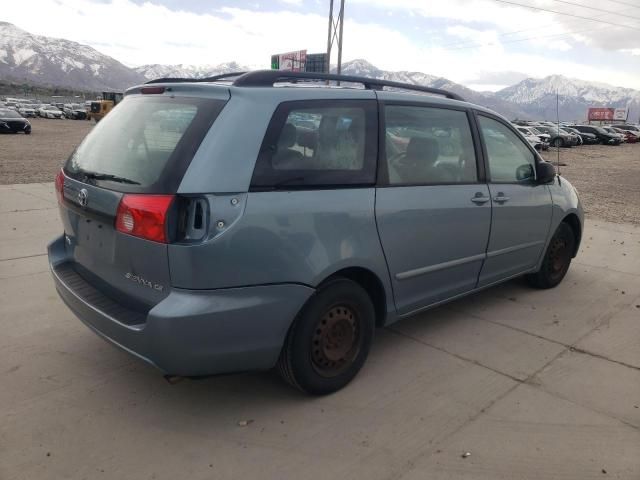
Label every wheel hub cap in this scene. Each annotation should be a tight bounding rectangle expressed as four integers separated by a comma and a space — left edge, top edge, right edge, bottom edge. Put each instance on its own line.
311, 305, 359, 377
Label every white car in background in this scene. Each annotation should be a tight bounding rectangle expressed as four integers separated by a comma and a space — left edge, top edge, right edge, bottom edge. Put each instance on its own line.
515, 125, 549, 151
38, 105, 64, 119
17, 104, 37, 118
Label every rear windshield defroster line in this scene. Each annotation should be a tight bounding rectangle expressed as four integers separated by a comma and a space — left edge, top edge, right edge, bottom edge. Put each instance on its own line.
64, 96, 227, 194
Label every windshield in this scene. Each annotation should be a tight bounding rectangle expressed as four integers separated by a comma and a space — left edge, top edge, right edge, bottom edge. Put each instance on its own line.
0, 109, 23, 119
65, 95, 226, 193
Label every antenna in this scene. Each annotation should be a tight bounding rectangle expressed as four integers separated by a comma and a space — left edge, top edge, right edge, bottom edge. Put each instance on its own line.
556, 89, 562, 184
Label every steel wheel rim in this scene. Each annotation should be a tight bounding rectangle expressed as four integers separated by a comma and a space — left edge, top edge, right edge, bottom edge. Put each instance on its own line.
311, 304, 361, 378
548, 237, 570, 279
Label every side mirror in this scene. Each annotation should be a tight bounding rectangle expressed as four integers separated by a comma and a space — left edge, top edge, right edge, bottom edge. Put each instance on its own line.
536, 161, 556, 184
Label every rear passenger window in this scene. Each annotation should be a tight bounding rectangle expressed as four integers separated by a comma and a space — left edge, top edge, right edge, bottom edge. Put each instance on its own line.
251, 100, 377, 189
383, 105, 478, 185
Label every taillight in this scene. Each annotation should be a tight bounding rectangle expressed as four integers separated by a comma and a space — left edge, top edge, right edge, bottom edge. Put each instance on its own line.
55, 169, 65, 203
115, 195, 174, 243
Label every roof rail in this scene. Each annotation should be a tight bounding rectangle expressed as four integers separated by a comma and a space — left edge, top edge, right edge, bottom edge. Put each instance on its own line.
145, 71, 247, 85
231, 70, 465, 101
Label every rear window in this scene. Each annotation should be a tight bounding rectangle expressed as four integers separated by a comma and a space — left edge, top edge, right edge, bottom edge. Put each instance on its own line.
251, 99, 377, 190
65, 95, 226, 193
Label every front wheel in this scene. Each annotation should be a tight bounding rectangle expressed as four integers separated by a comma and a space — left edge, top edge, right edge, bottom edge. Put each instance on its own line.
277, 278, 375, 395
553, 138, 564, 148
526, 223, 575, 289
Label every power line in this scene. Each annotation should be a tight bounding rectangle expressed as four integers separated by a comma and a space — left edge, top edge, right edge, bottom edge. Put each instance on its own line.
546, 0, 640, 21
446, 25, 604, 51
489, 0, 640, 31
605, 0, 640, 9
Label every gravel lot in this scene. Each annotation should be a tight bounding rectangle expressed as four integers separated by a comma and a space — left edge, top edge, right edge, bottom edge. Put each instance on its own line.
541, 144, 640, 225
1, 118, 638, 223
0, 117, 93, 184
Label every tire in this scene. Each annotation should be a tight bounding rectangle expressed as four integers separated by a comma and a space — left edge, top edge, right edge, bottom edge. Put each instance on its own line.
25, 130, 31, 135
526, 222, 575, 289
552, 137, 564, 148
277, 278, 375, 395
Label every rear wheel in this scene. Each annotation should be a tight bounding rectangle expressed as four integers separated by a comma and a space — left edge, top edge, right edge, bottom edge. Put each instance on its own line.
526, 222, 575, 289
277, 278, 375, 395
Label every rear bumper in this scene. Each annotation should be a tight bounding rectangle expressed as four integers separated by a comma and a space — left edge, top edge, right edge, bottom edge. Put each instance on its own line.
48, 235, 314, 376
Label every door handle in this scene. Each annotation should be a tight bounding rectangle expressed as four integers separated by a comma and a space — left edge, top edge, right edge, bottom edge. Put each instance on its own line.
471, 193, 491, 204
493, 194, 510, 203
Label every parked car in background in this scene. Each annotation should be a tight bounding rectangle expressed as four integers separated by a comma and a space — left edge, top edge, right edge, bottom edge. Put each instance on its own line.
535, 125, 575, 147
515, 126, 548, 150
524, 126, 552, 146
0, 108, 32, 134
570, 125, 622, 145
49, 70, 582, 394
602, 126, 626, 143
38, 105, 64, 119
563, 127, 598, 145
17, 104, 37, 118
612, 124, 640, 134
559, 127, 581, 146
611, 127, 638, 143
63, 104, 88, 120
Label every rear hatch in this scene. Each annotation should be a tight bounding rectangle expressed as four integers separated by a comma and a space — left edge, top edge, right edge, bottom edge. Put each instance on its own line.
56, 90, 228, 313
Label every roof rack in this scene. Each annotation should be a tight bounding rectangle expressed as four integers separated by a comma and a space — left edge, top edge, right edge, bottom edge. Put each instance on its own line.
145, 71, 247, 85
144, 69, 464, 101
232, 70, 465, 101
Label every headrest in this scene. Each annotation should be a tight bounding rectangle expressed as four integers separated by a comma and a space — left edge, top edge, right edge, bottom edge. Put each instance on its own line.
406, 137, 439, 164
278, 123, 297, 148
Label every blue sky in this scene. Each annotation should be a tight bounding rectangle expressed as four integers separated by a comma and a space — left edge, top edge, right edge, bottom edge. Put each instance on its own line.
4, 0, 640, 90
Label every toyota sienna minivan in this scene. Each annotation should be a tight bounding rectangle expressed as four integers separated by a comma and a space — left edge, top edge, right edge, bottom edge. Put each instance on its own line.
49, 70, 583, 394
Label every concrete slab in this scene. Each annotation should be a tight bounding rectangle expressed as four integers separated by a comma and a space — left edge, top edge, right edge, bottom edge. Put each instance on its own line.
450, 264, 640, 346
392, 307, 566, 380
0, 253, 49, 279
535, 350, 640, 428
576, 219, 640, 276
10, 182, 56, 203
397, 385, 640, 480
577, 299, 640, 369
1, 184, 639, 480
0, 208, 60, 260
0, 187, 54, 213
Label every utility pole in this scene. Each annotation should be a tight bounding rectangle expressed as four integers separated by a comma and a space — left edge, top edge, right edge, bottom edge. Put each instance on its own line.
326, 0, 345, 76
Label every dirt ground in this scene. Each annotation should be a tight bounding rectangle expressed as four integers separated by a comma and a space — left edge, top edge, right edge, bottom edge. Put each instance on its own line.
0, 118, 93, 184
1, 119, 638, 224
541, 144, 640, 225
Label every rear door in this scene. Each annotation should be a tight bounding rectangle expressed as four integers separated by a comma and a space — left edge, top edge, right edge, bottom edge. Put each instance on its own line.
59, 92, 227, 309
375, 102, 491, 315
475, 114, 552, 287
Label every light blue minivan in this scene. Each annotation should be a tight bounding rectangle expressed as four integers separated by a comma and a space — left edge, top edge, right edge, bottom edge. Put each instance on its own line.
49, 70, 583, 394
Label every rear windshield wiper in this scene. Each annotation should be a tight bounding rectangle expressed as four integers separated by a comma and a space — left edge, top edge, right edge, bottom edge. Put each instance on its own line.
81, 171, 141, 185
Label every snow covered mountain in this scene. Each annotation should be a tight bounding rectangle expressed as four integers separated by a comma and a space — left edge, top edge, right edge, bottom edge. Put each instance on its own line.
496, 75, 640, 121
134, 61, 249, 81
338, 59, 529, 120
0, 22, 145, 91
1, 21, 638, 122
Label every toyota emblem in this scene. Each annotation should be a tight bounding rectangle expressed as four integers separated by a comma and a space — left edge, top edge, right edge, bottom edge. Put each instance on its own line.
78, 188, 89, 208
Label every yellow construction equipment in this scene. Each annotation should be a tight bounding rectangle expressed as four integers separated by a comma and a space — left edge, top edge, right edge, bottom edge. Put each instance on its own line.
87, 91, 123, 122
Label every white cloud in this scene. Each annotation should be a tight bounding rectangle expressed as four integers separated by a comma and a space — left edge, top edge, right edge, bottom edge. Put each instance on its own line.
1, 0, 639, 90
279, 0, 303, 6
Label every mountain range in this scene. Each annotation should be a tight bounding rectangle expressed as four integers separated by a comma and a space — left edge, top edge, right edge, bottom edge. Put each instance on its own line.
1, 22, 638, 122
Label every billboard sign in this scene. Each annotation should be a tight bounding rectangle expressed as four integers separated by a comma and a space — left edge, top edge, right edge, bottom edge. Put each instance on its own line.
587, 107, 628, 122
271, 50, 307, 72
305, 53, 328, 73
613, 108, 628, 121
